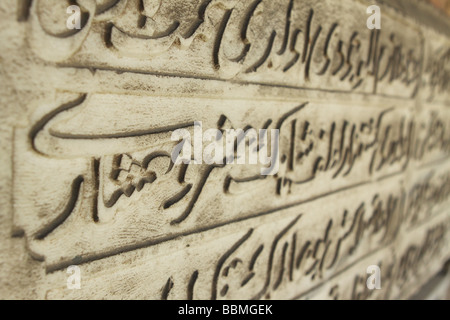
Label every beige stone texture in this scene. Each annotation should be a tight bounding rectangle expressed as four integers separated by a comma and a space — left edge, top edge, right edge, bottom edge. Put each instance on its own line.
0, 0, 449, 300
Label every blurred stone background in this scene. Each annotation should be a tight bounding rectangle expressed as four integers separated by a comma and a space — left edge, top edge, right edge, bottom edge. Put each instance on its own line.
428, 0, 450, 16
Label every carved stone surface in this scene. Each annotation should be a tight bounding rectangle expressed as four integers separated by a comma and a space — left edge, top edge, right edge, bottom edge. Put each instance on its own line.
0, 0, 449, 299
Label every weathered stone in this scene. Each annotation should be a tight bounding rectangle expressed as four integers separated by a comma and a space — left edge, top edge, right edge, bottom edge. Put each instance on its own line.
0, 0, 449, 300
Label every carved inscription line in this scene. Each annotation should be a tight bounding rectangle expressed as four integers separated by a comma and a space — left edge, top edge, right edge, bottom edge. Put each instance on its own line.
189, 192, 449, 300
42, 178, 372, 273
19, 90, 450, 271
20, 0, 437, 99
215, 198, 397, 299
56, 64, 420, 101
336, 222, 447, 300
292, 221, 447, 300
